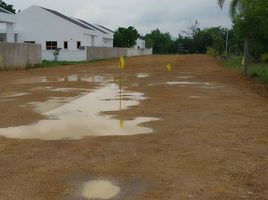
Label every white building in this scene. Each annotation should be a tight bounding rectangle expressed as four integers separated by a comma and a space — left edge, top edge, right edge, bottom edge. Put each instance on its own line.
15, 5, 113, 50
135, 38, 145, 49
0, 7, 16, 42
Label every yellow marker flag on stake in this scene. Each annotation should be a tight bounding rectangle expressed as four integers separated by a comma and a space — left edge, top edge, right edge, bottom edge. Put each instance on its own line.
241, 57, 245, 65
166, 64, 172, 72
120, 119, 125, 129
119, 56, 125, 70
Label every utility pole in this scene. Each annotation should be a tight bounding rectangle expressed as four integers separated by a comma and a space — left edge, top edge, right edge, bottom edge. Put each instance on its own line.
225, 28, 229, 54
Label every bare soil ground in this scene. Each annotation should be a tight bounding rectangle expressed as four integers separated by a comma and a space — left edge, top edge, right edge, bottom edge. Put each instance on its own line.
0, 55, 267, 200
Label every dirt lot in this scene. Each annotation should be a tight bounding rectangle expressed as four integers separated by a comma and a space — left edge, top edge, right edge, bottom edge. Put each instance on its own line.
0, 55, 267, 200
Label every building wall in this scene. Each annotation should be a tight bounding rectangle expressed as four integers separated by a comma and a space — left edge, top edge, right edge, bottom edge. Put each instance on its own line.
42, 50, 87, 61
15, 6, 99, 50
0, 42, 41, 69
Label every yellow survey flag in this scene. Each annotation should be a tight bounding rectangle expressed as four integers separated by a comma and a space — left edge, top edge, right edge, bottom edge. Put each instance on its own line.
120, 119, 125, 129
241, 57, 245, 65
166, 64, 172, 72
119, 56, 125, 70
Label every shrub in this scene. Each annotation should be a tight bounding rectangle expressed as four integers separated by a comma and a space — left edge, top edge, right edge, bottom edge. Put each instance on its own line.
261, 53, 268, 63
206, 47, 220, 57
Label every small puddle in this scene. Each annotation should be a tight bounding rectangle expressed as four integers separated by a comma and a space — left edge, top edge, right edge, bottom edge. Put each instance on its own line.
82, 180, 120, 199
177, 75, 193, 79
167, 81, 202, 85
189, 96, 202, 99
0, 84, 158, 140
200, 85, 225, 90
166, 81, 224, 89
137, 73, 150, 78
0, 92, 31, 98
49, 88, 90, 92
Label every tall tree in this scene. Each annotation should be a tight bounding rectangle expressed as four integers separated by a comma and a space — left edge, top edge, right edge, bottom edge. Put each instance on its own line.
113, 26, 139, 48
217, 0, 249, 75
0, 0, 16, 13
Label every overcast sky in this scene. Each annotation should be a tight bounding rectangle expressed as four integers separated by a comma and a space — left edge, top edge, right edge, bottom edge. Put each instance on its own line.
7, 0, 232, 37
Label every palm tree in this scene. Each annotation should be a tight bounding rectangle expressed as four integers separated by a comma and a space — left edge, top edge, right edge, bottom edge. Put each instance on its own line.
217, 0, 249, 76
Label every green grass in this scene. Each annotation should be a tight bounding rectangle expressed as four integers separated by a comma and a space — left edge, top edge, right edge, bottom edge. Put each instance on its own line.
222, 56, 268, 83
34, 60, 92, 68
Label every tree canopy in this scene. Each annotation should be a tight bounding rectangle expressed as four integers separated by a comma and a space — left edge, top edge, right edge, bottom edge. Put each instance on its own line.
0, 0, 16, 13
113, 26, 139, 48
144, 29, 172, 54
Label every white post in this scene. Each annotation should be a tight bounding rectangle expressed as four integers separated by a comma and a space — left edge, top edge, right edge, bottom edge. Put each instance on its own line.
6, 23, 15, 43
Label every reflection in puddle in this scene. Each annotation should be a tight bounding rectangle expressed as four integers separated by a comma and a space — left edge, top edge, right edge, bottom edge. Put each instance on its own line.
82, 180, 120, 200
16, 76, 49, 84
29, 97, 78, 113
16, 74, 113, 84
0, 84, 158, 140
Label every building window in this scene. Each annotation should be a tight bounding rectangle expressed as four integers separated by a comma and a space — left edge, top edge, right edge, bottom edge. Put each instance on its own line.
46, 41, 57, 50
24, 41, 35, 44
77, 41, 81, 49
64, 41, 68, 49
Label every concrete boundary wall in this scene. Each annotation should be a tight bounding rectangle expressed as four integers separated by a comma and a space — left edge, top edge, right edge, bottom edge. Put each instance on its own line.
87, 47, 152, 61
0, 43, 41, 70
126, 48, 152, 57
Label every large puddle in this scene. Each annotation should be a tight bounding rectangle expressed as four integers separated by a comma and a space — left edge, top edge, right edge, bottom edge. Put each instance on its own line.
0, 84, 158, 140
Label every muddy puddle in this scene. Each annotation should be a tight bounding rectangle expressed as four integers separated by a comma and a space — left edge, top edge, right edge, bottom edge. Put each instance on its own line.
137, 73, 150, 78
0, 84, 158, 140
82, 180, 120, 199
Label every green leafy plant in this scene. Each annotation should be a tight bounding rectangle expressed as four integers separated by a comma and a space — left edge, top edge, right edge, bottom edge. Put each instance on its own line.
52, 48, 61, 61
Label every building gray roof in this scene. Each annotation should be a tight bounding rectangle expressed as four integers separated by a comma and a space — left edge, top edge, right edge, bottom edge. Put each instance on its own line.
41, 7, 94, 31
0, 7, 13, 14
39, 6, 113, 36
96, 24, 115, 34
77, 19, 108, 34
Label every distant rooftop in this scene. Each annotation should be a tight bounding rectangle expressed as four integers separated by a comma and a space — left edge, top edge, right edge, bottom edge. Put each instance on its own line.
0, 7, 13, 14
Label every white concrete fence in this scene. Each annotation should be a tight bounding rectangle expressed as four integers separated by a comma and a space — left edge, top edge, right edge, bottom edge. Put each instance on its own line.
0, 43, 41, 70
42, 47, 153, 61
0, 43, 152, 70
